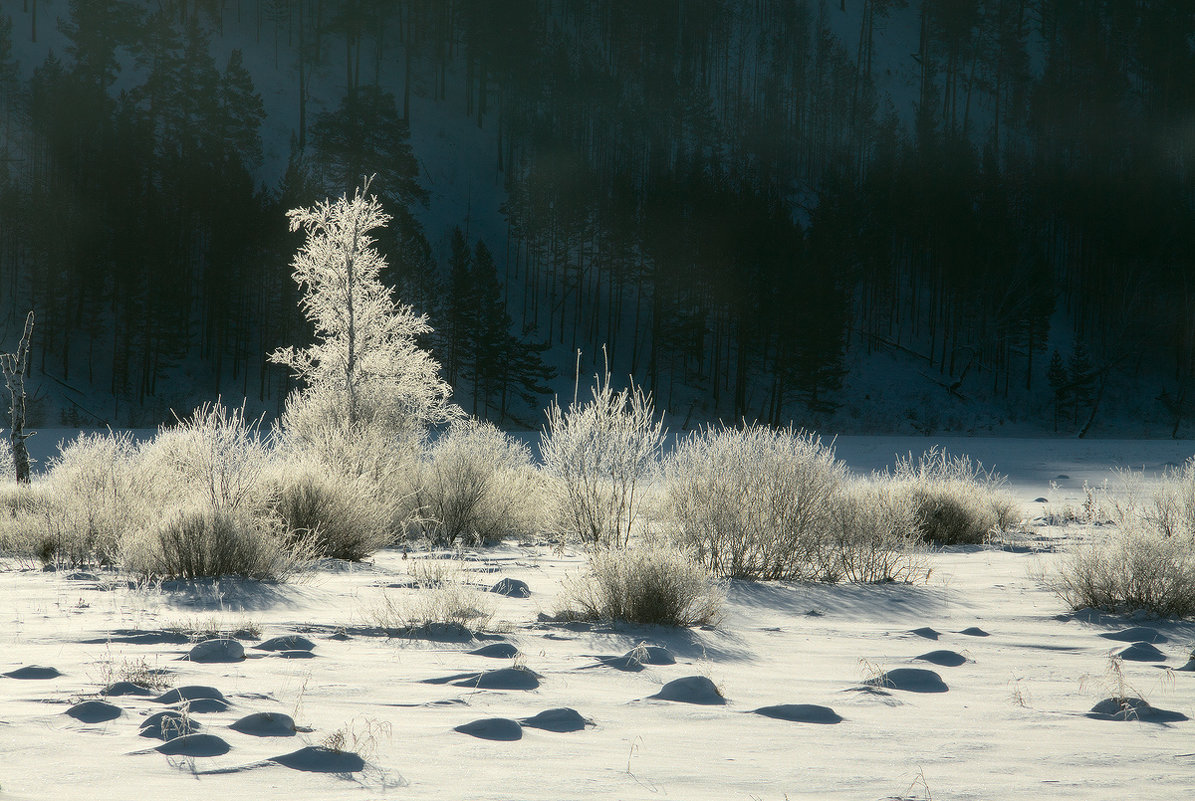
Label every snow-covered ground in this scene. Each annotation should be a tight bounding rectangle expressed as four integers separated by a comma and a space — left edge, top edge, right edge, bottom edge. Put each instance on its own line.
1, 436, 1194, 799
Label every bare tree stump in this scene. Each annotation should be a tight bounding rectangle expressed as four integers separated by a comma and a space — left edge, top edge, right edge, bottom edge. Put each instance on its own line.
1, 311, 35, 483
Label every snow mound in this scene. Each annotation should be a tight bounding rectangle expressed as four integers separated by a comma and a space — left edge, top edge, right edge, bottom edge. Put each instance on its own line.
186, 638, 245, 663
229, 712, 298, 737
66, 701, 123, 723
1087, 697, 1188, 723
866, 668, 948, 693
519, 708, 592, 732
650, 676, 725, 705
914, 650, 968, 667
752, 704, 843, 724
155, 733, 231, 757
270, 746, 365, 773
455, 717, 524, 741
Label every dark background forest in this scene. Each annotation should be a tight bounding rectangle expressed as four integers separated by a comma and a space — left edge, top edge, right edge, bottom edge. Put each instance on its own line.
0, 0, 1193, 435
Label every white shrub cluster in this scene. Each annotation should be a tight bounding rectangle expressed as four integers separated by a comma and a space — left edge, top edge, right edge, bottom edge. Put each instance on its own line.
886, 447, 1019, 545
418, 419, 541, 545
661, 424, 934, 584
123, 505, 308, 582
823, 481, 931, 584
261, 455, 395, 561
136, 400, 269, 512
555, 541, 724, 626
1055, 462, 1195, 618
663, 425, 845, 581
540, 365, 665, 547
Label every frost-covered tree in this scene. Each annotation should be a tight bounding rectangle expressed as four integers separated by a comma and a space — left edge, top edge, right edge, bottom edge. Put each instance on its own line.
271, 178, 457, 446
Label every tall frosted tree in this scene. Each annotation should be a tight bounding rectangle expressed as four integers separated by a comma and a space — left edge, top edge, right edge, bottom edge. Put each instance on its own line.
270, 179, 457, 445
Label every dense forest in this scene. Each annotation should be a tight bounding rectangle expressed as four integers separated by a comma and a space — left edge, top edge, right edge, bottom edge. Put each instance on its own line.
0, 0, 1192, 434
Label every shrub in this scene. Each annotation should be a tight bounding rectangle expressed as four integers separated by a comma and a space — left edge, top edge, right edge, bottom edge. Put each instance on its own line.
419, 420, 540, 545
555, 542, 724, 626
0, 497, 70, 569
42, 430, 151, 565
273, 422, 423, 541
1055, 464, 1195, 617
1144, 460, 1195, 538
822, 481, 931, 584
123, 505, 307, 581
540, 362, 665, 547
135, 400, 270, 513
1055, 524, 1195, 618
369, 583, 495, 634
264, 459, 394, 561
662, 424, 845, 580
889, 447, 1019, 545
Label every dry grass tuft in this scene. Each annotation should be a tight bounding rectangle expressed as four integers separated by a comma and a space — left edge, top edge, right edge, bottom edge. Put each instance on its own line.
555, 541, 724, 627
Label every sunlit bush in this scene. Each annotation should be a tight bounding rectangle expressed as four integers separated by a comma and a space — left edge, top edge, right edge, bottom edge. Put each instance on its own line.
134, 400, 270, 513
123, 504, 308, 581
823, 480, 931, 584
540, 367, 665, 547
1056, 463, 1195, 617
663, 424, 844, 580
419, 420, 541, 545
263, 457, 394, 561
555, 541, 723, 626
888, 447, 1019, 545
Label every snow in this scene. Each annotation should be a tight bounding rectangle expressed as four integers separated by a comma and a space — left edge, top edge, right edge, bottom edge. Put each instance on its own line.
2, 436, 1195, 798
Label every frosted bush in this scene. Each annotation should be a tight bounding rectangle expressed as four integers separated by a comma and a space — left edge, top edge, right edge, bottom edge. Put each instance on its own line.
0, 430, 154, 568
540, 365, 665, 547
369, 582, 495, 634
418, 419, 540, 545
1055, 524, 1195, 618
555, 541, 724, 626
1143, 460, 1195, 538
273, 423, 422, 541
1055, 463, 1195, 617
135, 400, 270, 513
0, 487, 80, 569
823, 480, 931, 584
888, 447, 1019, 545
123, 504, 308, 581
42, 430, 153, 564
262, 457, 394, 561
662, 424, 845, 580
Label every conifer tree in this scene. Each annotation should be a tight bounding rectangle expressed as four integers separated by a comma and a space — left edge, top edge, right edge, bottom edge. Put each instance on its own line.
1046, 349, 1068, 431
443, 226, 477, 386
467, 240, 554, 422
1068, 342, 1097, 420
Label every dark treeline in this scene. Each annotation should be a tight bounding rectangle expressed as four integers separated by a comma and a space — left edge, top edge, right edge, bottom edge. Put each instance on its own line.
0, 0, 1193, 433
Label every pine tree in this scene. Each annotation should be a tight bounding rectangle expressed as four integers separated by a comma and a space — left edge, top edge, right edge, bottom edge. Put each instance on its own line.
270, 178, 457, 445
1067, 341, 1096, 421
308, 84, 426, 208
218, 49, 265, 169
1046, 349, 1068, 431
468, 240, 554, 423
443, 226, 477, 387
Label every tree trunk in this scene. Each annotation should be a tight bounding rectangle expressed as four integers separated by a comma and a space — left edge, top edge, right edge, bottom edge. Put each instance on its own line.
2, 311, 35, 483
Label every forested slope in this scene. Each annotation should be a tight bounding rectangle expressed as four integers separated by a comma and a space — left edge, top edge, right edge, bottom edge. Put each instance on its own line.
0, 1, 1192, 435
